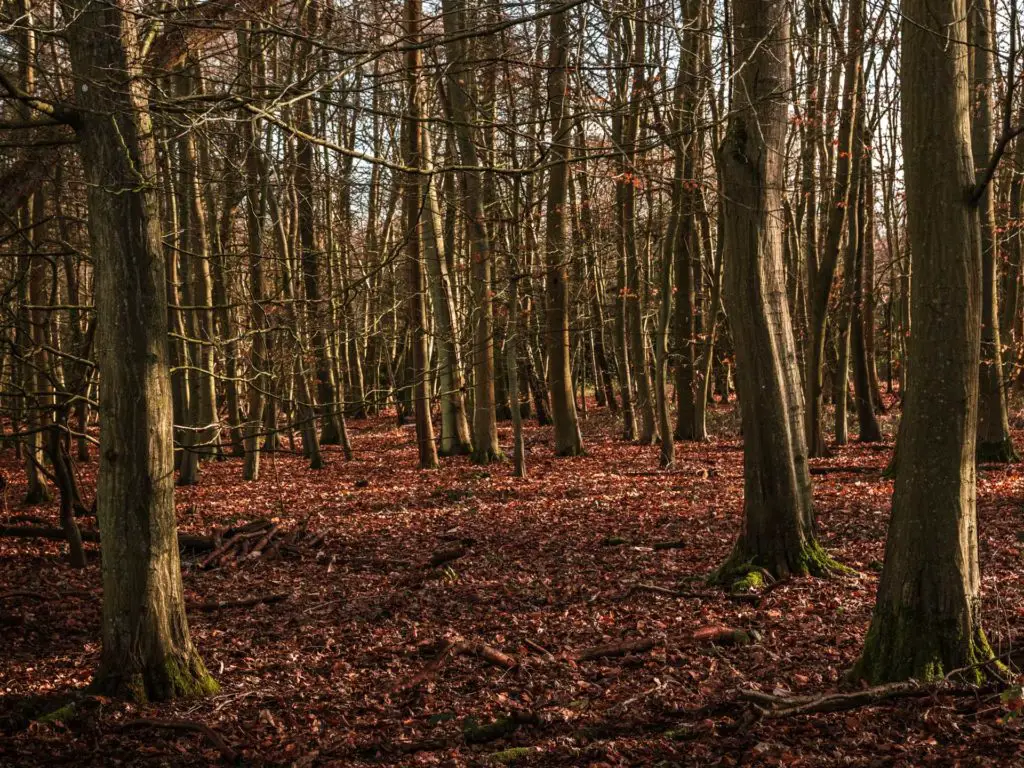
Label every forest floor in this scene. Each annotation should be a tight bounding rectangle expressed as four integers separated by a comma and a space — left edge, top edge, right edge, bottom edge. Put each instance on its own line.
3, 399, 1024, 766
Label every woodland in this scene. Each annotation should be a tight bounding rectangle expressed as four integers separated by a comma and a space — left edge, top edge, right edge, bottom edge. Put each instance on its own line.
2, 0, 1024, 763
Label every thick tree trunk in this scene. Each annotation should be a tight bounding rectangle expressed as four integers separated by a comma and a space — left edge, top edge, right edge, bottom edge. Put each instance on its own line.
63, 0, 215, 701
716, 0, 834, 581
854, 0, 995, 683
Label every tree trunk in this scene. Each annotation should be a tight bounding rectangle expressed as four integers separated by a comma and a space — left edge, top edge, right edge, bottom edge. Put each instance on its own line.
969, 0, 1017, 461
715, 0, 834, 581
405, 0, 439, 470
854, 0, 994, 683
63, 0, 215, 701
544, 1, 584, 456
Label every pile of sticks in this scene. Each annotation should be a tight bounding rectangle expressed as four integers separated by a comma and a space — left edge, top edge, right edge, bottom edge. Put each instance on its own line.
198, 518, 323, 570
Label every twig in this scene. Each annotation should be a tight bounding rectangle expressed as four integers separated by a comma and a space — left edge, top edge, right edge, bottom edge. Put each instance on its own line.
524, 638, 555, 662
576, 637, 661, 661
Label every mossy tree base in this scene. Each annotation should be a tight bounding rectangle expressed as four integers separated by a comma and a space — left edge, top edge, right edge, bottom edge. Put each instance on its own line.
976, 437, 1019, 463
90, 653, 219, 704
851, 607, 1001, 685
710, 538, 850, 590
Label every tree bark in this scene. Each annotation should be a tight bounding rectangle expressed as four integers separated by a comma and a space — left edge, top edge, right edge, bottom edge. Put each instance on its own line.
716, 0, 833, 580
854, 0, 995, 683
63, 0, 216, 701
544, 1, 584, 456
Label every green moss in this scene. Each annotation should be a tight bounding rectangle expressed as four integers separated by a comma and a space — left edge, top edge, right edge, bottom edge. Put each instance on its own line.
730, 570, 765, 594
710, 539, 852, 587
90, 653, 219, 704
36, 702, 78, 724
851, 607, 1002, 685
463, 713, 535, 744
793, 539, 856, 577
488, 747, 536, 764
163, 655, 220, 699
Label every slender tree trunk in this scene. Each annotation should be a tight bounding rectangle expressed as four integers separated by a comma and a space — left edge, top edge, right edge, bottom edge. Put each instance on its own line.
405, 0, 439, 470
970, 0, 1017, 461
805, 0, 863, 457
544, 0, 584, 456
440, 0, 502, 463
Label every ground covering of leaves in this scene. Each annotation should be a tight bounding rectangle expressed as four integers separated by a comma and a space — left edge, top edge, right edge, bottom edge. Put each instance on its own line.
3, 401, 1024, 766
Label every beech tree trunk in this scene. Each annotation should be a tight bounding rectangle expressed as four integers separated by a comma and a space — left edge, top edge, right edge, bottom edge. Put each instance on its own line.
969, 0, 1017, 462
544, 1, 584, 456
854, 0, 994, 683
716, 0, 832, 580
404, 0, 439, 470
63, 0, 215, 701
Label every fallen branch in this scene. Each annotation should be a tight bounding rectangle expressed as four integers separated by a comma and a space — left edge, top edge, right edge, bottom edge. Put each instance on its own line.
630, 582, 759, 605
458, 641, 517, 669
188, 592, 290, 612
652, 539, 686, 551
120, 718, 238, 763
0, 590, 48, 601
0, 525, 214, 553
737, 681, 991, 718
396, 637, 517, 691
576, 637, 660, 661
808, 465, 879, 476
524, 638, 555, 662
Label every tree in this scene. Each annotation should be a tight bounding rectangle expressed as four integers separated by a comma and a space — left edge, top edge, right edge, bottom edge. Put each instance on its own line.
714, 0, 836, 582
404, 0, 439, 470
853, 0, 996, 683
62, 0, 216, 699
970, 0, 1017, 462
544, 0, 584, 456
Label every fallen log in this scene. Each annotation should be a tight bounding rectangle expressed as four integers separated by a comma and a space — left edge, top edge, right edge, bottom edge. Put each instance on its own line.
0, 525, 214, 553
120, 718, 238, 763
